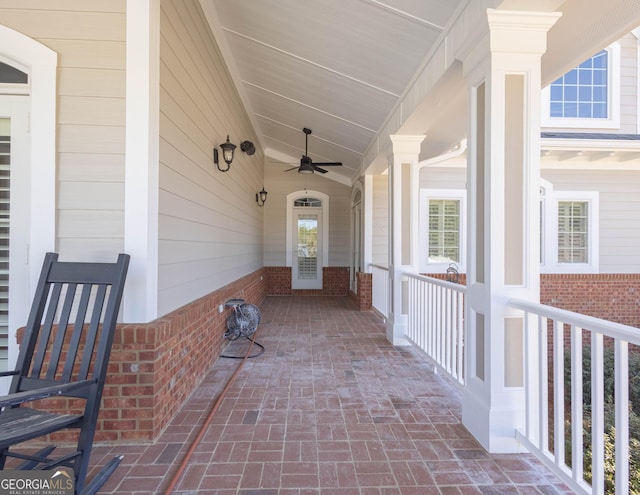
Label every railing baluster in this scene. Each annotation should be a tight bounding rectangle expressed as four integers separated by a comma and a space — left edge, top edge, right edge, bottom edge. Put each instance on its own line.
571, 325, 584, 484
591, 332, 605, 495
457, 291, 464, 381
383, 274, 638, 495
540, 315, 549, 454
553, 319, 566, 468
400, 273, 466, 387
615, 339, 629, 495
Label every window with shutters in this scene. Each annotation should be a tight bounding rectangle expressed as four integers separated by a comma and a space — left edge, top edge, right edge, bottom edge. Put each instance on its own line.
0, 61, 28, 374
429, 199, 460, 263
420, 189, 466, 273
558, 201, 589, 263
540, 181, 599, 274
0, 120, 8, 372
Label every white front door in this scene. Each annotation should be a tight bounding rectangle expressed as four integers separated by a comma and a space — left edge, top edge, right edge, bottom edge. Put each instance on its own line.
292, 209, 323, 289
0, 96, 29, 393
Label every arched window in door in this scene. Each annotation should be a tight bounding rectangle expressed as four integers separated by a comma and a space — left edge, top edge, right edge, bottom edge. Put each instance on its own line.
294, 197, 322, 208
0, 61, 28, 84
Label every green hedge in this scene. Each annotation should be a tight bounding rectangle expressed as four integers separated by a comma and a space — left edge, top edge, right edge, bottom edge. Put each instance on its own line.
564, 345, 640, 494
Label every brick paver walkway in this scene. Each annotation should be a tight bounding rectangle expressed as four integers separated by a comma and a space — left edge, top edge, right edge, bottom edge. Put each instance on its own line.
93, 296, 572, 494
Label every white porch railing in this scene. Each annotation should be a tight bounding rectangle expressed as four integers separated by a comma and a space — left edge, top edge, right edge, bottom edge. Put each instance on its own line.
370, 267, 636, 494
510, 298, 640, 495
370, 264, 389, 318
405, 273, 465, 386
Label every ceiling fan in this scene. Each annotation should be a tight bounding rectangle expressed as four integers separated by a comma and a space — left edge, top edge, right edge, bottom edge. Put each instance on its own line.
285, 127, 343, 174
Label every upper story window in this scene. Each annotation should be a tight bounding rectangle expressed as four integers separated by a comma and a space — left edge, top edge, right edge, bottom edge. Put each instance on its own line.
550, 50, 608, 119
542, 44, 620, 129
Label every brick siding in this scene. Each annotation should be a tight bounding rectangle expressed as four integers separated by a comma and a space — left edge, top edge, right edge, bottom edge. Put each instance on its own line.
265, 266, 292, 295
354, 272, 372, 311
541, 273, 640, 328
18, 268, 267, 443
425, 272, 640, 328
265, 266, 350, 296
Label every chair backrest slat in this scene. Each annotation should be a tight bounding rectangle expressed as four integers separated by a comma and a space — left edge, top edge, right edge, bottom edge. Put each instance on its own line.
30, 282, 63, 379
11, 253, 130, 396
78, 284, 108, 380
60, 283, 93, 382
46, 283, 78, 381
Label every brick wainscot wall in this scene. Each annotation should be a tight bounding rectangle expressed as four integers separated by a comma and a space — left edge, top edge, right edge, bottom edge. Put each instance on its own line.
21, 266, 356, 444
265, 266, 350, 296
100, 269, 267, 442
18, 268, 267, 444
541, 273, 640, 327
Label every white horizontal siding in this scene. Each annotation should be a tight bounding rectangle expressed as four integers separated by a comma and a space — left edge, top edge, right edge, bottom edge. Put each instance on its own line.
543, 169, 640, 273
0, 2, 127, 261
419, 165, 466, 189
618, 34, 638, 133
0, 8, 125, 40
58, 68, 125, 98
372, 175, 388, 266
262, 164, 351, 267
158, 0, 263, 315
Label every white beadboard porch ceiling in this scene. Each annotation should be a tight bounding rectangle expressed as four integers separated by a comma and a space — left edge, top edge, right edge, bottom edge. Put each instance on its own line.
201, 0, 465, 184
200, 0, 640, 185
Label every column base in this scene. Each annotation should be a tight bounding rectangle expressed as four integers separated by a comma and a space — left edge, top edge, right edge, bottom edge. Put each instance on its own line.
386, 315, 411, 346
462, 385, 528, 453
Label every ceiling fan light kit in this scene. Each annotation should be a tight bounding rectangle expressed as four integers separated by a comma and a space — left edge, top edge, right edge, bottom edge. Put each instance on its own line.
214, 135, 255, 172
285, 127, 343, 174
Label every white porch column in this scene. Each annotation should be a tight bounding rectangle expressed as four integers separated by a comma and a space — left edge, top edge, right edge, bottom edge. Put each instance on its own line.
363, 174, 373, 273
386, 135, 425, 345
124, 0, 160, 322
460, 9, 561, 452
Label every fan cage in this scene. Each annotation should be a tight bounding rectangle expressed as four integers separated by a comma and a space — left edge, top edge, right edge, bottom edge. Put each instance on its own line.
224, 302, 261, 341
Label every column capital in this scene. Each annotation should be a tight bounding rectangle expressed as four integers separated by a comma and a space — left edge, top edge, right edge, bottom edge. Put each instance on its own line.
389, 135, 425, 163
487, 9, 562, 55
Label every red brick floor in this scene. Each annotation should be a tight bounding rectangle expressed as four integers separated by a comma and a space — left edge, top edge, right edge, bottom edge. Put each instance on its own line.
89, 296, 572, 494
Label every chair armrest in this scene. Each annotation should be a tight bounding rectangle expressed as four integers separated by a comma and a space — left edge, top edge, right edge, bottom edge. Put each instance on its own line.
0, 379, 97, 409
0, 370, 19, 378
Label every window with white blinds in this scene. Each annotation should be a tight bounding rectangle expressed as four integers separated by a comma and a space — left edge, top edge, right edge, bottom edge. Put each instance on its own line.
558, 201, 588, 263
428, 199, 461, 263
0, 119, 9, 372
297, 216, 318, 280
540, 181, 599, 273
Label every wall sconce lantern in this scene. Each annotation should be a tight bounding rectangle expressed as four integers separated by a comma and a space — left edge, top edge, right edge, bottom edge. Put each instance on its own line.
256, 187, 268, 207
214, 135, 256, 172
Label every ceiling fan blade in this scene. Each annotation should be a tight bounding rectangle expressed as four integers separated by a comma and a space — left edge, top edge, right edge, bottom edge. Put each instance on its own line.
312, 162, 343, 167
313, 166, 329, 174
284, 166, 299, 172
